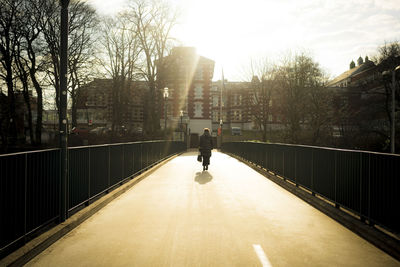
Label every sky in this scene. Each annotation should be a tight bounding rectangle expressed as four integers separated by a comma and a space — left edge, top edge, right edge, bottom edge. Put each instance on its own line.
86, 0, 400, 81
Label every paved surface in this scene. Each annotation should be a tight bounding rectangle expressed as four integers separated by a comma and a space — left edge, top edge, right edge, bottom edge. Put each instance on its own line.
25, 151, 399, 267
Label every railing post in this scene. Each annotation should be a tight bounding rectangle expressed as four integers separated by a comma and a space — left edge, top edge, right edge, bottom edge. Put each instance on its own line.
295, 149, 298, 186
359, 152, 365, 222
87, 148, 91, 205
24, 153, 27, 242
122, 145, 125, 179
367, 153, 373, 226
158, 142, 161, 161
132, 146, 135, 177
108, 146, 111, 188
146, 144, 148, 168
272, 145, 275, 172
265, 150, 267, 171
283, 149, 285, 180
311, 149, 315, 196
334, 151, 339, 208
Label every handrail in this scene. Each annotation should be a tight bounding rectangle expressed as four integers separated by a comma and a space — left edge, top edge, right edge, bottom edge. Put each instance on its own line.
222, 141, 400, 235
233, 140, 400, 156
0, 140, 186, 259
0, 148, 60, 157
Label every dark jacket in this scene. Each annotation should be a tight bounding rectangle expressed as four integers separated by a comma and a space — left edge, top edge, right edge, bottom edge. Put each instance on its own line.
199, 132, 213, 157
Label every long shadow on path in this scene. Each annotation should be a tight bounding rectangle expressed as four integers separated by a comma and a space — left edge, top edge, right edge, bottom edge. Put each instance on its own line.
194, 171, 213, 184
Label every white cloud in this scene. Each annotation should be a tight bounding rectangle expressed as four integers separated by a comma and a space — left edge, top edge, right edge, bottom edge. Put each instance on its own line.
85, 0, 127, 15
374, 0, 400, 10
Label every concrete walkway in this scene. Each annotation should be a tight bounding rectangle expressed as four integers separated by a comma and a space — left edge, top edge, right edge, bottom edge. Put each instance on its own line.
25, 151, 399, 266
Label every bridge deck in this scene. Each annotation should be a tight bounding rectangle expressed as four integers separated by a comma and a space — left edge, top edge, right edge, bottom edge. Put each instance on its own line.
26, 151, 399, 266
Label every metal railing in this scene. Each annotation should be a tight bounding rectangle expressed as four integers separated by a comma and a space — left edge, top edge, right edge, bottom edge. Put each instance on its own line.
222, 141, 400, 234
0, 140, 185, 258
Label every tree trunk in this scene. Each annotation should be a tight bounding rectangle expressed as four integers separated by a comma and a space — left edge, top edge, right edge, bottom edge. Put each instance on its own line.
6, 64, 17, 147
71, 94, 77, 128
15, 49, 35, 146
31, 70, 43, 146
35, 89, 43, 146
262, 122, 267, 142
22, 86, 34, 145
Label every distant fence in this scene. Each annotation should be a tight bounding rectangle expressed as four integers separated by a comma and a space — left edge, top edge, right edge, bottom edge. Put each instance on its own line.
222, 141, 400, 234
0, 141, 185, 258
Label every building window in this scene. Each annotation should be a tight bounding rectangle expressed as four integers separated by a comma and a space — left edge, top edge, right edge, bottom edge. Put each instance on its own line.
94, 111, 105, 121
194, 85, 203, 99
233, 94, 242, 106
194, 102, 202, 117
77, 110, 86, 121
212, 96, 219, 107
212, 112, 219, 122
232, 110, 241, 121
221, 96, 225, 107
194, 67, 203, 80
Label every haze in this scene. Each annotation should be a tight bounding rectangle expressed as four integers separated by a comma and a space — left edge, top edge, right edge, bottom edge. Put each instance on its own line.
88, 0, 400, 80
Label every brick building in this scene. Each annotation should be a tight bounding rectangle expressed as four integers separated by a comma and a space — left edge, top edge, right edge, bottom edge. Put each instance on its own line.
210, 80, 252, 132
76, 79, 147, 131
158, 47, 215, 136
327, 56, 377, 88
77, 47, 286, 139
327, 56, 390, 147
210, 79, 284, 133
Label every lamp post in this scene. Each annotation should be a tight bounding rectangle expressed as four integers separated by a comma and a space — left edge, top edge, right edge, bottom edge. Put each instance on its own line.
383, 65, 400, 154
220, 119, 223, 147
59, 0, 70, 222
163, 87, 169, 133
180, 110, 183, 141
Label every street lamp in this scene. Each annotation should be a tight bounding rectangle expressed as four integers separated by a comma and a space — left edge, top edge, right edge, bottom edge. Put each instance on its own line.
382, 65, 400, 154
59, 0, 70, 222
180, 110, 183, 141
163, 87, 169, 132
220, 119, 223, 147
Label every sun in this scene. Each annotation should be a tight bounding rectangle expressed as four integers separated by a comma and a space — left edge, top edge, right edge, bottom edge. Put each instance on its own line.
174, 0, 298, 80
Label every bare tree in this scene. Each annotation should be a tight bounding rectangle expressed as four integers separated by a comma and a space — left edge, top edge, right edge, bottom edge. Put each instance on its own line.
126, 0, 178, 133
375, 41, 400, 70
40, 0, 98, 115
98, 15, 141, 132
247, 58, 276, 142
375, 41, 400, 148
307, 80, 333, 145
39, 0, 60, 109
13, 0, 48, 145
0, 84, 7, 148
67, 1, 98, 128
0, 0, 98, 149
14, 45, 34, 145
0, 0, 23, 148
275, 52, 326, 144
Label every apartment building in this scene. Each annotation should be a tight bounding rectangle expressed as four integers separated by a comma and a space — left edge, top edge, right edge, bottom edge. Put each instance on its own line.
158, 47, 215, 136
76, 79, 147, 131
210, 80, 253, 132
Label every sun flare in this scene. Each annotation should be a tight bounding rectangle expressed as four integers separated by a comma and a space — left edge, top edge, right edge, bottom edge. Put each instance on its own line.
175, 0, 301, 80
90, 0, 400, 80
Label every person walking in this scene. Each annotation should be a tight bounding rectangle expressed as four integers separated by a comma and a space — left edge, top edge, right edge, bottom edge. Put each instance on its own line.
199, 128, 213, 171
